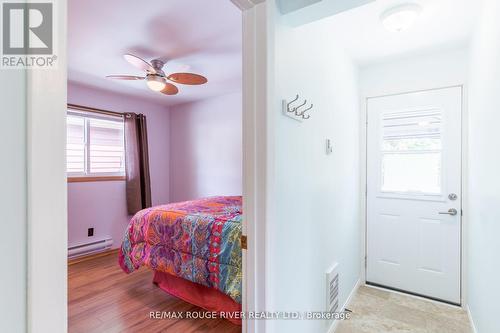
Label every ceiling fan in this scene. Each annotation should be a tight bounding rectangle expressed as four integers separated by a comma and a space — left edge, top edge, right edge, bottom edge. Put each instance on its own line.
106, 53, 208, 96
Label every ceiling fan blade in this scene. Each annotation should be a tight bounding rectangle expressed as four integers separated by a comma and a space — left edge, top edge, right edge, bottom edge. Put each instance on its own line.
106, 75, 144, 80
123, 53, 156, 74
167, 73, 207, 85
160, 83, 179, 95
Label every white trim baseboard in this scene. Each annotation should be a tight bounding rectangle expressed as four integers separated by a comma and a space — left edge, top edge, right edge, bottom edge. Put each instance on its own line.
466, 305, 478, 333
327, 278, 361, 333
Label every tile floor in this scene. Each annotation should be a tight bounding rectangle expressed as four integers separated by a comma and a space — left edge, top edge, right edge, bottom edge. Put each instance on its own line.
336, 285, 472, 333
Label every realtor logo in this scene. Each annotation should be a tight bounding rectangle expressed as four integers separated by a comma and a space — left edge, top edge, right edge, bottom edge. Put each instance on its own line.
3, 2, 52, 54
1, 1, 56, 68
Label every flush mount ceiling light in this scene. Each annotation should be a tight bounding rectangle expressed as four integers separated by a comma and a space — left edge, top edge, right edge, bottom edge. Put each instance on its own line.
380, 3, 422, 32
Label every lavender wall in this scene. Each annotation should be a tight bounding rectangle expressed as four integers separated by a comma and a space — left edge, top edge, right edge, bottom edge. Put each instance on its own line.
67, 82, 170, 249
67, 84, 242, 249
169, 93, 242, 202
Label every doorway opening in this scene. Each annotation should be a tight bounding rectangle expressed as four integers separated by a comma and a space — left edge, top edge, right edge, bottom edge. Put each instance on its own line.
66, 1, 244, 332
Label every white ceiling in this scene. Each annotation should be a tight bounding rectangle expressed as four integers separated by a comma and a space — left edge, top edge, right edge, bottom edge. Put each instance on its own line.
68, 0, 242, 107
299, 0, 480, 66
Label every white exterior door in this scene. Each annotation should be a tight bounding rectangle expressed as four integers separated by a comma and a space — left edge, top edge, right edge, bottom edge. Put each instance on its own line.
366, 87, 462, 304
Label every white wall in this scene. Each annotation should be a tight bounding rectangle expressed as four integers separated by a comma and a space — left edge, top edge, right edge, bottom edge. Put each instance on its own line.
360, 47, 469, 97
267, 7, 361, 332
169, 93, 242, 202
467, 1, 500, 332
0, 68, 26, 333
67, 82, 170, 249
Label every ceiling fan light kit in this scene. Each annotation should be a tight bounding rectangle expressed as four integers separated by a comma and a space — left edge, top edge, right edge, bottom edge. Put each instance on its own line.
106, 53, 208, 96
146, 75, 167, 91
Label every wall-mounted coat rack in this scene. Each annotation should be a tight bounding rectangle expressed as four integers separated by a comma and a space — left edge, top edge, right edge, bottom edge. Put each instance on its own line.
282, 94, 313, 122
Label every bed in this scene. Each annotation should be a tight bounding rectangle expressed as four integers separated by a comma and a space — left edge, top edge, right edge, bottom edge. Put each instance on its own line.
119, 196, 242, 325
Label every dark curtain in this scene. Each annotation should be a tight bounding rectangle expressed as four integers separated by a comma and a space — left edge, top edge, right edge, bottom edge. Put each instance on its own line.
124, 113, 152, 214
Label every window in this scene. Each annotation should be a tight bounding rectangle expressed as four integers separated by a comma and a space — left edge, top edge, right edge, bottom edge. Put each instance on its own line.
67, 107, 125, 180
380, 108, 442, 194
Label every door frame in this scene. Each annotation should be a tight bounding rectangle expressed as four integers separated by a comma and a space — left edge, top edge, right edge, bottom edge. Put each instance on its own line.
360, 85, 468, 307
26, 1, 270, 332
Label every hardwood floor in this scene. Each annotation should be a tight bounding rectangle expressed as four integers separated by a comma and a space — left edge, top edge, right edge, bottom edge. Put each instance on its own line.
69, 252, 241, 333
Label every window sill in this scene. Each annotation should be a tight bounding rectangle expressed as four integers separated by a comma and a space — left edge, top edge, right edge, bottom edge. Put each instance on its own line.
67, 176, 126, 183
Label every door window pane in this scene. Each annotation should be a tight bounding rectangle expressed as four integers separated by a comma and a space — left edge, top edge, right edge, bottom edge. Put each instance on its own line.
380, 109, 442, 194
382, 153, 441, 193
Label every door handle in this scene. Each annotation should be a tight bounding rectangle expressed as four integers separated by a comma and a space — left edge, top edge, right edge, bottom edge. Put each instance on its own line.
439, 208, 458, 216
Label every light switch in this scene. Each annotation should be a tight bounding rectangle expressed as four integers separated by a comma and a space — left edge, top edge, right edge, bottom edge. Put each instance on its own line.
326, 139, 333, 154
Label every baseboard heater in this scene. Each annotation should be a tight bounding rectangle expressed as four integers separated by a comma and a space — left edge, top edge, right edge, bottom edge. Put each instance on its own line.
68, 238, 113, 258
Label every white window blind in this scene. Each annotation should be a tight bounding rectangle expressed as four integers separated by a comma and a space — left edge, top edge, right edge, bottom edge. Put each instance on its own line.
66, 109, 125, 176
67, 115, 85, 173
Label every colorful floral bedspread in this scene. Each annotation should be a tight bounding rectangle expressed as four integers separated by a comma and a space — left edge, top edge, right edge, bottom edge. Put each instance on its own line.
119, 196, 242, 303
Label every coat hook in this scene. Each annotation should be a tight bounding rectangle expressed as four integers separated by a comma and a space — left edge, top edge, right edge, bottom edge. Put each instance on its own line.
287, 94, 299, 112
294, 100, 307, 114
282, 95, 313, 121
298, 104, 313, 116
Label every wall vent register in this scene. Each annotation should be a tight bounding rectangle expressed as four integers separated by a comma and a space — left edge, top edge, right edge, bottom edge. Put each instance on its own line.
326, 263, 339, 314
